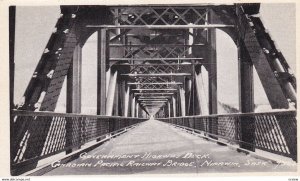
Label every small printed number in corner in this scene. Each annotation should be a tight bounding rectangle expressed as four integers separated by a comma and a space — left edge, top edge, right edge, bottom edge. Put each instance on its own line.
288, 178, 298, 181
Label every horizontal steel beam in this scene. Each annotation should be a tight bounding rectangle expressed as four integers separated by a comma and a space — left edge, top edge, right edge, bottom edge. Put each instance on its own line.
117, 63, 195, 66
134, 92, 174, 95
138, 96, 171, 98
87, 24, 235, 29
140, 101, 167, 103
128, 82, 182, 85
125, 33, 179, 36
109, 44, 204, 47
142, 103, 165, 105
122, 73, 191, 77
109, 4, 234, 8
138, 99, 168, 101
136, 96, 170, 100
110, 57, 203, 61
138, 99, 168, 102
132, 89, 177, 91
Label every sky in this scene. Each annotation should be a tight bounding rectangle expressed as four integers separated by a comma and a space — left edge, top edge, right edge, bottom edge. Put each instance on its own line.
13, 4, 296, 113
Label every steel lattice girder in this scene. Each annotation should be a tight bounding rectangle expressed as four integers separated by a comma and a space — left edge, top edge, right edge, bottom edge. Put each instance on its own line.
109, 6, 209, 26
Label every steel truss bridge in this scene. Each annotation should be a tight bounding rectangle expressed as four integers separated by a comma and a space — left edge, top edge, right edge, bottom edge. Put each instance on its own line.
9, 4, 297, 175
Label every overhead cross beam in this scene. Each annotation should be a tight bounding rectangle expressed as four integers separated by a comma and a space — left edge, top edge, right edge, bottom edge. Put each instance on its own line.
109, 6, 209, 26
87, 24, 235, 29
134, 92, 174, 95
132, 89, 177, 91
122, 73, 191, 77
128, 82, 182, 85
123, 46, 190, 61
140, 100, 167, 102
138, 96, 171, 98
118, 63, 196, 66
142, 103, 166, 105
110, 44, 204, 47
138, 98, 169, 101
110, 57, 203, 61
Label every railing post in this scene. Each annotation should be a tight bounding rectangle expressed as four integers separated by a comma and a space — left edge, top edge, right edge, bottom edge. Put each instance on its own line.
109, 118, 116, 136
239, 115, 255, 151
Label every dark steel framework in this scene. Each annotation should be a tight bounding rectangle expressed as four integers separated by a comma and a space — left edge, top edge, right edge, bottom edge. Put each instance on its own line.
10, 4, 297, 175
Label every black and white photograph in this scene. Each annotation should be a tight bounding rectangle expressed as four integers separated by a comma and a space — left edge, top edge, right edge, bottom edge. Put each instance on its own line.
2, 1, 299, 179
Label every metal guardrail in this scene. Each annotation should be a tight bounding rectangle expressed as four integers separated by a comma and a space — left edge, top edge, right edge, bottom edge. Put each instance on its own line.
11, 110, 147, 175
158, 111, 297, 161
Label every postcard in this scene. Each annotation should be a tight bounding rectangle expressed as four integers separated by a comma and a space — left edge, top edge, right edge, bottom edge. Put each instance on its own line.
0, 0, 299, 180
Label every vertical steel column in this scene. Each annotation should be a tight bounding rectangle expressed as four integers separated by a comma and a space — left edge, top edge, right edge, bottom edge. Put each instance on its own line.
168, 101, 171, 118
172, 96, 177, 117
113, 76, 119, 116
97, 29, 108, 115
136, 102, 139, 117
169, 99, 173, 117
207, 9, 218, 139
188, 26, 195, 115
10, 6, 15, 110
115, 9, 121, 40
66, 45, 82, 113
106, 70, 118, 116
188, 25, 193, 54
238, 42, 254, 113
195, 66, 209, 115
131, 96, 136, 117
124, 85, 130, 117
179, 87, 186, 116
66, 44, 82, 154
176, 93, 181, 117
185, 78, 192, 115
106, 68, 111, 97
128, 93, 133, 117
207, 11, 218, 115
238, 40, 255, 151
9, 6, 16, 166
118, 79, 125, 116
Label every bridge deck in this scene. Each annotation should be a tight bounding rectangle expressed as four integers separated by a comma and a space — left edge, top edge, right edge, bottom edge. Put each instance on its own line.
45, 120, 296, 175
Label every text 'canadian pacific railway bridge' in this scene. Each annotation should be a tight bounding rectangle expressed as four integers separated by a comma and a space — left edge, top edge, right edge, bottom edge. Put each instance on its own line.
9, 3, 297, 175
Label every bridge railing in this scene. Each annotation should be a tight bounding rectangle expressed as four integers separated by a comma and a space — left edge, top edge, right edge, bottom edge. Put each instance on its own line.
158, 111, 297, 161
11, 110, 147, 175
